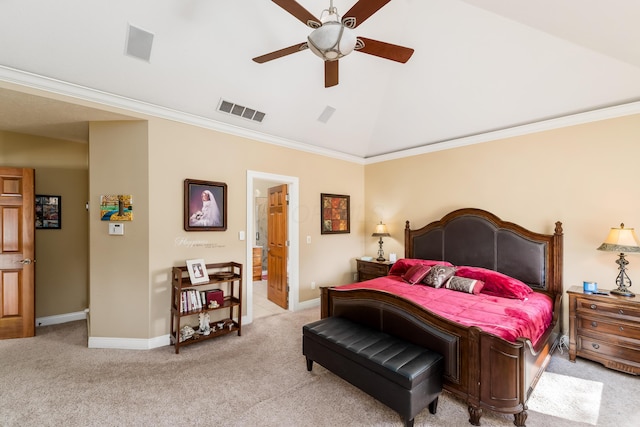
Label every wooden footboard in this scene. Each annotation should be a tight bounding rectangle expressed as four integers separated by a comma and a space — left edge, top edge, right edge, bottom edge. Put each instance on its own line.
321, 287, 562, 426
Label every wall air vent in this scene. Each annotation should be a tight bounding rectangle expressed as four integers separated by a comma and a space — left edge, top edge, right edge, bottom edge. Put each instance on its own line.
218, 100, 265, 123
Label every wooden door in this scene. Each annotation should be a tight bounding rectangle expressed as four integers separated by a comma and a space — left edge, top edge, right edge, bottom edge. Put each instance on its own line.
267, 184, 288, 309
0, 167, 35, 339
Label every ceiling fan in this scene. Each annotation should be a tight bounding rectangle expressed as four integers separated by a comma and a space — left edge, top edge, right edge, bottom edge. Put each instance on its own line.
253, 0, 414, 88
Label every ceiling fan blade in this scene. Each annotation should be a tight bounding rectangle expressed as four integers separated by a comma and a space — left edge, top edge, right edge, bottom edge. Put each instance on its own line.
253, 42, 308, 63
343, 0, 392, 28
325, 60, 339, 88
272, 0, 320, 27
356, 37, 414, 63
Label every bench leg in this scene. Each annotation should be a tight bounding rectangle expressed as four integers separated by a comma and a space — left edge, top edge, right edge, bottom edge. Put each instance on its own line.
404, 418, 414, 427
306, 357, 314, 371
429, 396, 439, 414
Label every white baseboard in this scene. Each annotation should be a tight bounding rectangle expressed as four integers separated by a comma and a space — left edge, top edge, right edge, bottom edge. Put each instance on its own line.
297, 297, 320, 311
88, 334, 170, 350
36, 310, 87, 327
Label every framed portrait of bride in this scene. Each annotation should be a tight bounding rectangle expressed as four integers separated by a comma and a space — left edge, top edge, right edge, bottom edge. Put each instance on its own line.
184, 179, 227, 231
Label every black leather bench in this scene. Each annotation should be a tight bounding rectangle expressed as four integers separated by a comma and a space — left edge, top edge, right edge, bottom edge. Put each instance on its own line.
303, 316, 443, 427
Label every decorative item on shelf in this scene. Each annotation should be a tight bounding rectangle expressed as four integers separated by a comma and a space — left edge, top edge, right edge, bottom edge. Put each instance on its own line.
180, 325, 195, 342
372, 221, 390, 262
186, 259, 209, 284
198, 312, 211, 336
213, 271, 235, 279
597, 223, 640, 297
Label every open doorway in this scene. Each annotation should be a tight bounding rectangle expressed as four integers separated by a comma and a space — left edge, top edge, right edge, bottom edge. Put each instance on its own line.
245, 171, 299, 325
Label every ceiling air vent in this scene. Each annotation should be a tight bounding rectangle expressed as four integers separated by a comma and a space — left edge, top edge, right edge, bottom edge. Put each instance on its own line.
125, 24, 154, 62
218, 100, 265, 123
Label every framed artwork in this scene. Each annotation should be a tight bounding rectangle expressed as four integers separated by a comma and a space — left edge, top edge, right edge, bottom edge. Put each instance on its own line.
100, 195, 133, 221
35, 195, 61, 229
186, 259, 209, 284
184, 179, 227, 231
321, 193, 350, 234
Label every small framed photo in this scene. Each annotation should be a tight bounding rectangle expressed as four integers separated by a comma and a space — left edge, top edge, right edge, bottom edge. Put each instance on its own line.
35, 195, 61, 229
186, 259, 209, 284
321, 193, 350, 234
184, 179, 227, 231
100, 195, 133, 221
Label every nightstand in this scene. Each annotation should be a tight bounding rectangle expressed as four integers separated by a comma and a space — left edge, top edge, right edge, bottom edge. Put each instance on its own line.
567, 286, 640, 375
356, 259, 394, 282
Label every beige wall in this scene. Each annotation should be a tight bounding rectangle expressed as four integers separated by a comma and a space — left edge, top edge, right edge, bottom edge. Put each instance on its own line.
146, 118, 365, 338
0, 131, 88, 318
364, 114, 640, 332
88, 121, 150, 338
6, 86, 640, 343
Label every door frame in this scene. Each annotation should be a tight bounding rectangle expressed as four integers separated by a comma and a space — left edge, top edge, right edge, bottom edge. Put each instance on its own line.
245, 170, 299, 324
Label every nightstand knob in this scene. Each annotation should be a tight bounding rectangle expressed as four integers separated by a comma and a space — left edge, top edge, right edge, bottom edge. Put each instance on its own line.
591, 321, 598, 327
619, 309, 624, 315
590, 304, 597, 310
620, 326, 624, 331
592, 343, 600, 350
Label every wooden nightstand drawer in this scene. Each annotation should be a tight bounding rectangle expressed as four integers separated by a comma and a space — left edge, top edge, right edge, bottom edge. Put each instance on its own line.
576, 298, 640, 321
356, 259, 393, 282
577, 335, 640, 364
577, 314, 640, 340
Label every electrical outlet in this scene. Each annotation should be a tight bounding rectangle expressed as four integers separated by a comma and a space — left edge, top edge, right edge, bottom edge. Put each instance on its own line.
353, 273, 358, 281
311, 281, 316, 289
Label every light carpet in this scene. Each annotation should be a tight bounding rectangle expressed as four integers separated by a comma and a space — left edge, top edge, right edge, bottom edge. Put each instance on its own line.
528, 371, 603, 425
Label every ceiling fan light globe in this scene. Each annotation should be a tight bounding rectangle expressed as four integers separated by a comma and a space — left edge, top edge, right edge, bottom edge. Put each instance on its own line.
307, 22, 356, 61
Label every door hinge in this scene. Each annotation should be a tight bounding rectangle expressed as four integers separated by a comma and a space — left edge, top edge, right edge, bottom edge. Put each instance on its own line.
285, 193, 289, 205
285, 240, 290, 247
287, 285, 290, 293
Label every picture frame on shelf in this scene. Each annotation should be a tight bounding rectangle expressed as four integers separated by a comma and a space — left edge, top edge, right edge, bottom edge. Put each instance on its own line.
320, 193, 350, 234
35, 195, 61, 229
186, 259, 209, 284
184, 179, 227, 231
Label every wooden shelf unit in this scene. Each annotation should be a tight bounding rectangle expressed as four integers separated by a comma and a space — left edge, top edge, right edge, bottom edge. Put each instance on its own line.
170, 261, 242, 353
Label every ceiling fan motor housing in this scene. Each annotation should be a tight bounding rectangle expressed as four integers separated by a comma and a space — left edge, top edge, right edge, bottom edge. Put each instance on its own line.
307, 21, 357, 61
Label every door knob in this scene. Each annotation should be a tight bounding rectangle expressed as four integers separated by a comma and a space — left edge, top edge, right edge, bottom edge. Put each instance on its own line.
17, 258, 35, 265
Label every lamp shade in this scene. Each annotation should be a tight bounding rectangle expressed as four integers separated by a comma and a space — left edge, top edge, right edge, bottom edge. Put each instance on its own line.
307, 21, 356, 61
372, 222, 390, 237
597, 223, 640, 253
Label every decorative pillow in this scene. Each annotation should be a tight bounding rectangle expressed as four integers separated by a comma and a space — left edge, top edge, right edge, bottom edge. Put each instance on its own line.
388, 258, 453, 276
422, 265, 457, 288
402, 264, 432, 285
445, 276, 484, 295
455, 266, 532, 300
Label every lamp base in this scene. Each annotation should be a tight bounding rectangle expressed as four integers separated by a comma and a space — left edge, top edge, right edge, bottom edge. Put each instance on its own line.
376, 256, 386, 262
610, 288, 636, 297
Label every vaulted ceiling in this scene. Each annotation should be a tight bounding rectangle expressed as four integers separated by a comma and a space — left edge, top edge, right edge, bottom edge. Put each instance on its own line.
1, 0, 640, 161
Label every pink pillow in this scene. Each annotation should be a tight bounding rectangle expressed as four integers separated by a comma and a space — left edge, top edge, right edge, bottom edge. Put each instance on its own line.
455, 266, 532, 300
402, 264, 432, 285
389, 258, 453, 276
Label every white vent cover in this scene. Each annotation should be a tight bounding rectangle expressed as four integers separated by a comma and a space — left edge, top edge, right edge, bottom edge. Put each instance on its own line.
125, 24, 154, 62
218, 100, 265, 123
318, 106, 336, 124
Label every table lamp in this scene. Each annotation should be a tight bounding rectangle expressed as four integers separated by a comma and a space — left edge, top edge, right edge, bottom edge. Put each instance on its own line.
372, 222, 390, 262
597, 223, 640, 297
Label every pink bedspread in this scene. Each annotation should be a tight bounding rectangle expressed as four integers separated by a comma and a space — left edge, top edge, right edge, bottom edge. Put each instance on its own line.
336, 275, 553, 346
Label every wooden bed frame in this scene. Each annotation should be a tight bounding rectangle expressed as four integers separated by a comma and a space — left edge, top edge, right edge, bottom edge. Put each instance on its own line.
321, 208, 563, 426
